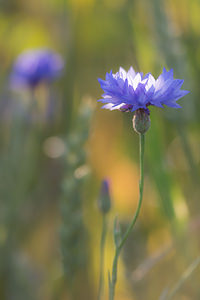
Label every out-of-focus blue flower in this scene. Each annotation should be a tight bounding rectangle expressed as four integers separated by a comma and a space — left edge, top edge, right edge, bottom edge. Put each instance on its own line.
10, 49, 64, 89
98, 67, 189, 112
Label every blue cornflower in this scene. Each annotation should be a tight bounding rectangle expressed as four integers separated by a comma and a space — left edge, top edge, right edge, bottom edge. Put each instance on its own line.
10, 48, 64, 89
98, 67, 189, 113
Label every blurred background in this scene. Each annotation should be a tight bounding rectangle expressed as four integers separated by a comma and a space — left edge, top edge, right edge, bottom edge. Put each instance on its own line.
0, 0, 200, 299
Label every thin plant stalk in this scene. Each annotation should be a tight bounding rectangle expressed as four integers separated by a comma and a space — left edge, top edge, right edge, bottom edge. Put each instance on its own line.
109, 133, 145, 300
162, 256, 200, 300
97, 215, 107, 300
177, 124, 199, 185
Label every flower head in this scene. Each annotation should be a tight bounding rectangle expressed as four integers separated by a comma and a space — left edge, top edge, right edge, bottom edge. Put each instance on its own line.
10, 48, 64, 89
98, 67, 189, 113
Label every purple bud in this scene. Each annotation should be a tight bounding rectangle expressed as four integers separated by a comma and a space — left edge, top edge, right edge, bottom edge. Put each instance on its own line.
97, 179, 111, 214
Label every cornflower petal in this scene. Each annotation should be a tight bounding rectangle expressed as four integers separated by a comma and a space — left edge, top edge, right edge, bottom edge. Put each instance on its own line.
98, 66, 189, 112
132, 73, 142, 90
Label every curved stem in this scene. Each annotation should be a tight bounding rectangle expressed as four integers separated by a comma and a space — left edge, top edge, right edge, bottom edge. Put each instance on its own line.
97, 214, 107, 300
109, 133, 145, 300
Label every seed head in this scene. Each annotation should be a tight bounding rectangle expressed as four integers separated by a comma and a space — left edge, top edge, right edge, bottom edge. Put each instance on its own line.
132, 109, 151, 134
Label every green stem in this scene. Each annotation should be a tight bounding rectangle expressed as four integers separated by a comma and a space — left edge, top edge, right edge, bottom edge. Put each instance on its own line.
109, 133, 145, 300
177, 124, 199, 185
97, 214, 107, 300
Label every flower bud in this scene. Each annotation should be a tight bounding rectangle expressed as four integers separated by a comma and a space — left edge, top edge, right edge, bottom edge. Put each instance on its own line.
132, 109, 151, 134
97, 179, 111, 214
